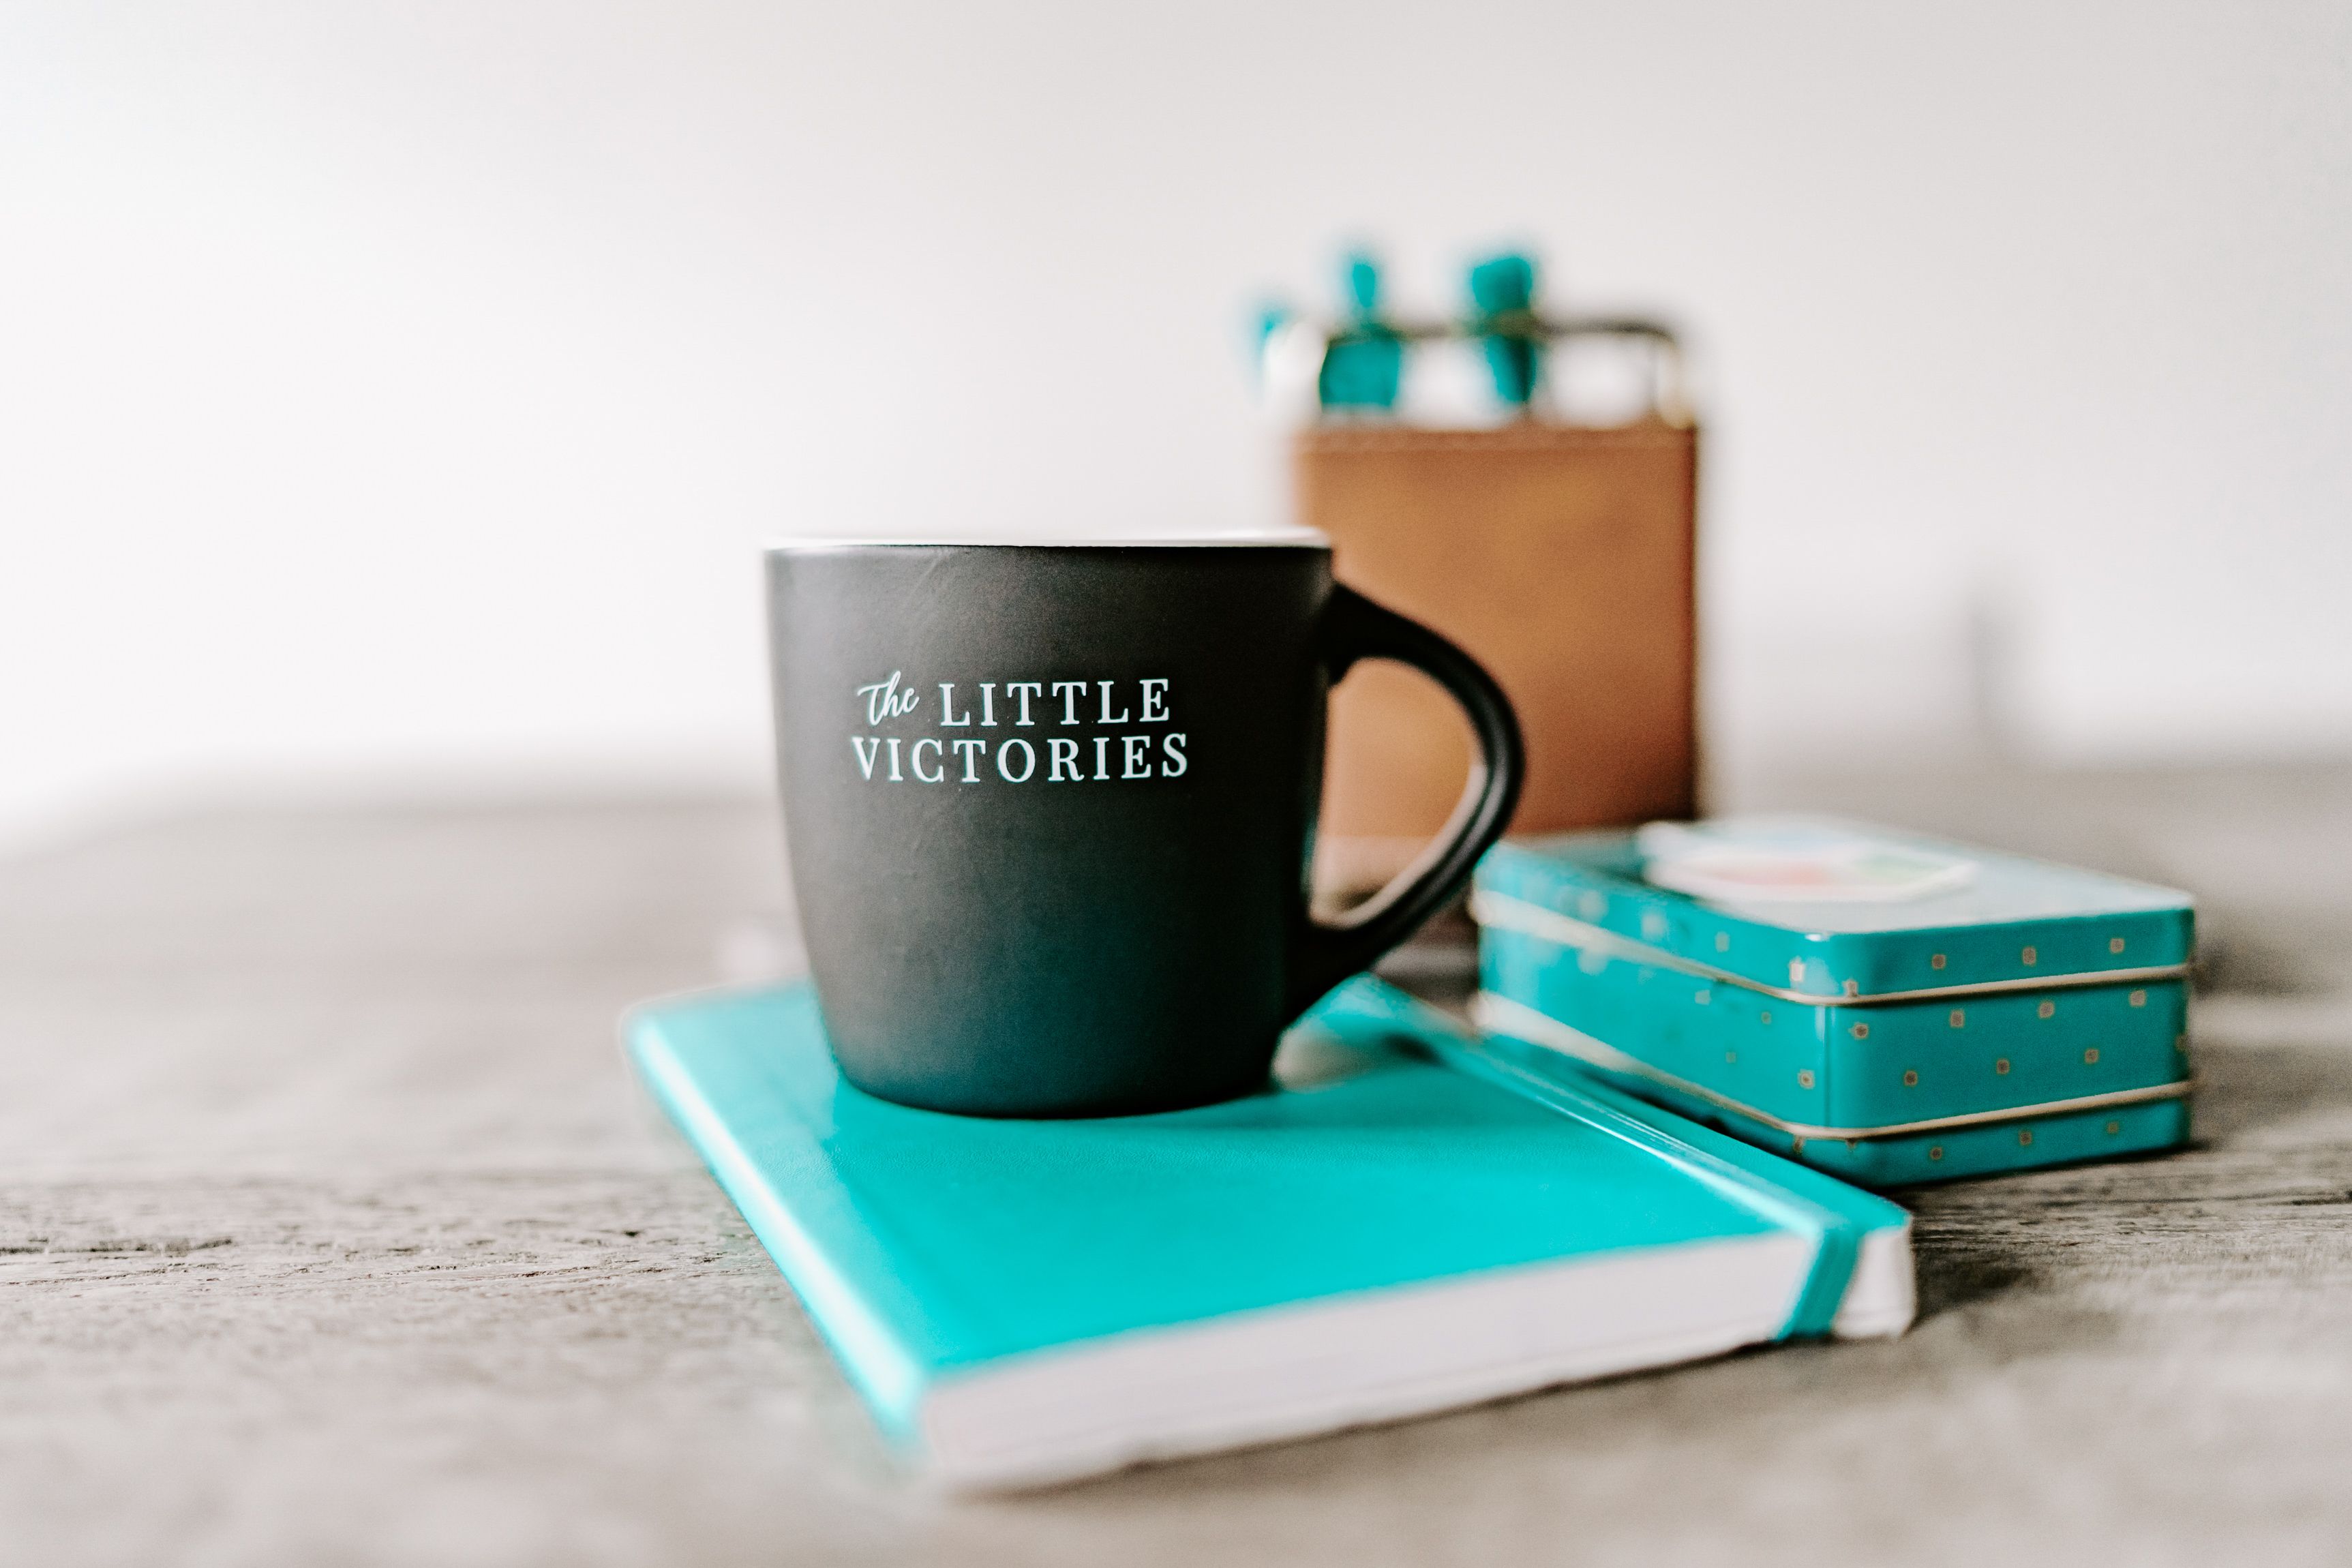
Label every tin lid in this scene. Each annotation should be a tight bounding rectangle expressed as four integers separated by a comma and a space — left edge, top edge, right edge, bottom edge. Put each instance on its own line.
1474, 817, 2195, 1004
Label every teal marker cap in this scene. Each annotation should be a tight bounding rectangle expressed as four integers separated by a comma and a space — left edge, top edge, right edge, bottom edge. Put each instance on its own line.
1468, 251, 1543, 409
1318, 247, 1402, 412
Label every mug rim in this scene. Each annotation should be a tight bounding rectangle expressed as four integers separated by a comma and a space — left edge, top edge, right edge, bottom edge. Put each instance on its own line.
766, 529, 1329, 552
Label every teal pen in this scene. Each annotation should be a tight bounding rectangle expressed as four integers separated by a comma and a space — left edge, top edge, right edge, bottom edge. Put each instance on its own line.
1316, 247, 1403, 412
1467, 251, 1543, 412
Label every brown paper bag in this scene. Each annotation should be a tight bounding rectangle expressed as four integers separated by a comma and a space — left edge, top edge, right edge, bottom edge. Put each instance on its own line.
1298, 417, 1698, 890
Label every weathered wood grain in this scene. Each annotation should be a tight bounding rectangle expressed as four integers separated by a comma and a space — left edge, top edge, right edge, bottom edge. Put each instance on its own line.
3, 781, 2349, 1567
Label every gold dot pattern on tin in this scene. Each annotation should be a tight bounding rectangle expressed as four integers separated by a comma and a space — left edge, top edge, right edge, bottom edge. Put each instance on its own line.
1798, 1070, 1815, 1089
1950, 1009, 1965, 1028
2109, 936, 2126, 954
2038, 1000, 2056, 1019
2023, 946, 2038, 965
2130, 989, 2147, 1007
1902, 1070, 1918, 1087
1851, 1022, 1869, 1040
1929, 1145, 1945, 1161
2106, 1119, 2122, 1134
1995, 1058, 2011, 1075
2019, 1128, 2034, 1146
2084, 1047, 2100, 1064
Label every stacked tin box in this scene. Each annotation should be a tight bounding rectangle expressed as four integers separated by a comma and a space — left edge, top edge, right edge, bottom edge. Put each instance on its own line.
1472, 818, 2195, 1186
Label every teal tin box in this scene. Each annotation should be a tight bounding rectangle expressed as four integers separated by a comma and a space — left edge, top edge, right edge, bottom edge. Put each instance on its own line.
1471, 817, 2195, 1186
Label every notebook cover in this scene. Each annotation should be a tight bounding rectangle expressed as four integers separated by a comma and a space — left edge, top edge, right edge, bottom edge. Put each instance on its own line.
626, 975, 1911, 1486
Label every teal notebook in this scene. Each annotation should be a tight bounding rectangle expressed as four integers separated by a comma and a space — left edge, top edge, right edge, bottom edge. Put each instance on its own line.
627, 976, 1913, 1490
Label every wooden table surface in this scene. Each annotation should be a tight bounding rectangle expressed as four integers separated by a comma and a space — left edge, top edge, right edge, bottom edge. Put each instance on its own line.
7, 767, 2351, 1566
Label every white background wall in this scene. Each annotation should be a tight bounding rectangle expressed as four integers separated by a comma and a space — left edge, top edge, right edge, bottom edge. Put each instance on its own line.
5, 1, 2349, 843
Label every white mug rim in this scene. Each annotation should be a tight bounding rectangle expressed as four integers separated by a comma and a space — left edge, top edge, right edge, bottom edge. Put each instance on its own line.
765, 529, 1329, 552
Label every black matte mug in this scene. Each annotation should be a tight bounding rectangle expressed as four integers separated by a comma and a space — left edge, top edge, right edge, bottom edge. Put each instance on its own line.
766, 534, 1523, 1117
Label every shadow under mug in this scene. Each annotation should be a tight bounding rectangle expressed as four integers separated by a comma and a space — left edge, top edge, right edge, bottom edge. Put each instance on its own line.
767, 534, 1524, 1117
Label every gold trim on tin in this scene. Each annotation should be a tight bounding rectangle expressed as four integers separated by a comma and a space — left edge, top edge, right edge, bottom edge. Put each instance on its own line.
1471, 892, 2192, 1006
1470, 991, 2195, 1143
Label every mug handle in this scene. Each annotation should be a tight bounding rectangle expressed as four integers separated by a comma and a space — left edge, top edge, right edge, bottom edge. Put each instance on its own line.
1286, 584, 1526, 1014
